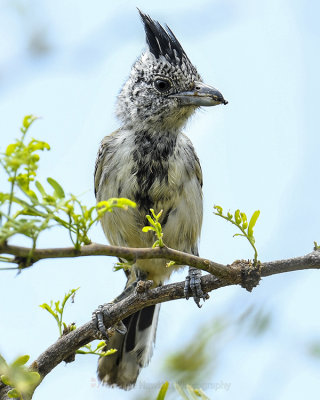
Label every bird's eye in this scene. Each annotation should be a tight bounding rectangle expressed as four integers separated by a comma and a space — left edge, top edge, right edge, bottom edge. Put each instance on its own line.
154, 78, 172, 93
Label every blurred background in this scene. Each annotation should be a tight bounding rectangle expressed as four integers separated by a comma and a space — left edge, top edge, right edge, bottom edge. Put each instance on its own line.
0, 0, 320, 398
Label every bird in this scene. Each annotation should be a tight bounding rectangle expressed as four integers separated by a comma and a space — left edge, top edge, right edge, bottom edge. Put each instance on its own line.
93, 9, 227, 389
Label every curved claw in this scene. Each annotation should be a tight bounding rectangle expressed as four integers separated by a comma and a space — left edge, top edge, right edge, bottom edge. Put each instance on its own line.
92, 303, 128, 340
92, 303, 111, 340
184, 267, 207, 308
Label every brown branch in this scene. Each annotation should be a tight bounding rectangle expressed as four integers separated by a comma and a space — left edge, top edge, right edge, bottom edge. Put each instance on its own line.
2, 242, 320, 282
0, 242, 237, 282
1, 245, 320, 399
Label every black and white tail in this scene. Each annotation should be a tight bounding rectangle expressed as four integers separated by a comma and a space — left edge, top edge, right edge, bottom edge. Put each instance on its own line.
97, 303, 160, 389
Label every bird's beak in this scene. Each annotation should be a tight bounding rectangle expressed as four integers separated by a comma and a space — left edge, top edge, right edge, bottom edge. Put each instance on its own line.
170, 81, 228, 106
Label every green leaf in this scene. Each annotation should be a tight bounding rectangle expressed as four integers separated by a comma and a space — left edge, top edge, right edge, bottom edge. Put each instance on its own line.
47, 178, 65, 199
146, 215, 154, 226
213, 205, 223, 215
166, 261, 176, 268
114, 198, 136, 209
233, 233, 246, 238
7, 388, 21, 398
5, 144, 17, 156
248, 210, 260, 237
234, 209, 241, 225
19, 187, 38, 203
28, 139, 50, 152
54, 300, 61, 313
213, 206, 260, 263
28, 371, 40, 385
35, 181, 47, 197
150, 208, 162, 219
22, 115, 38, 130
1, 375, 11, 386
241, 212, 248, 229
156, 381, 169, 400
102, 349, 117, 356
39, 303, 58, 319
12, 355, 30, 367
142, 226, 154, 232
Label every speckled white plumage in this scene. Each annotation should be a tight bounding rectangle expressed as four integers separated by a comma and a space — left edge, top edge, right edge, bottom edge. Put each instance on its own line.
96, 128, 203, 283
95, 11, 208, 390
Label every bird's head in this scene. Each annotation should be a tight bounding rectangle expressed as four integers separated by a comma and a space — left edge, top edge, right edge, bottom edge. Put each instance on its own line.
116, 10, 227, 132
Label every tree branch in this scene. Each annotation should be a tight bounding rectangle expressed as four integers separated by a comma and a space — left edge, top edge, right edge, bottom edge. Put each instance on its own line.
2, 242, 320, 283
0, 242, 236, 281
1, 245, 320, 399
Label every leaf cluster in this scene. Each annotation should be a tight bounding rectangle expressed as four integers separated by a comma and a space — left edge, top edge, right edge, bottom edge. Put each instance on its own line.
113, 260, 133, 272
40, 288, 114, 357
0, 116, 136, 265
213, 205, 260, 262
76, 343, 116, 357
39, 288, 79, 336
0, 354, 40, 399
142, 209, 164, 247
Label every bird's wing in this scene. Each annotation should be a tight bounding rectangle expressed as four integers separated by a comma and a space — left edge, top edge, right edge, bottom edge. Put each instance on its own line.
94, 130, 120, 197
181, 132, 203, 188
194, 153, 203, 188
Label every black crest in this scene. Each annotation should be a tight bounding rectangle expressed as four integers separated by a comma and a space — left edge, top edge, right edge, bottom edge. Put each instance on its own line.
138, 9, 189, 65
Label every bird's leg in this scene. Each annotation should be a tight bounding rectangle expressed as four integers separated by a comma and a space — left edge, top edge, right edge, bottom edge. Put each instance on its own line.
92, 302, 129, 340
92, 303, 112, 340
184, 266, 208, 308
92, 281, 137, 340
92, 274, 147, 340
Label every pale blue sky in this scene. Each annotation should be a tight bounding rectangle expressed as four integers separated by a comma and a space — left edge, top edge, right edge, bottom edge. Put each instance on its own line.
0, 1, 320, 399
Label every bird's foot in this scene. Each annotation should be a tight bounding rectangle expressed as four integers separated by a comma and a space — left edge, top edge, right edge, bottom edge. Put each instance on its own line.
184, 267, 209, 308
92, 303, 127, 340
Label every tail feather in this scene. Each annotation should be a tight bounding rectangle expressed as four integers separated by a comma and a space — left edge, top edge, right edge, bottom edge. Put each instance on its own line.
98, 304, 160, 389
